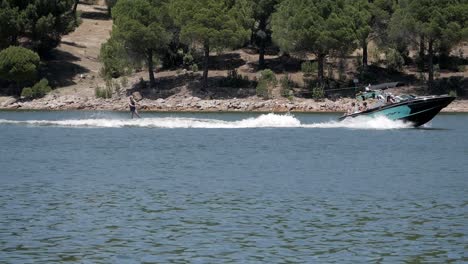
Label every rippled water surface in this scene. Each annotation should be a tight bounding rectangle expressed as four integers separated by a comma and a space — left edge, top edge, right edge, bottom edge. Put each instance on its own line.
0, 111, 467, 263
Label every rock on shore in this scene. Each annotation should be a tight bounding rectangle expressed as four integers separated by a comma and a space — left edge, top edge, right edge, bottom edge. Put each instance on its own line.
1, 94, 467, 112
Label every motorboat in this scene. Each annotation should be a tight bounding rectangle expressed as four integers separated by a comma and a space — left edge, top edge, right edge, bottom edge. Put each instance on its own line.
339, 82, 456, 127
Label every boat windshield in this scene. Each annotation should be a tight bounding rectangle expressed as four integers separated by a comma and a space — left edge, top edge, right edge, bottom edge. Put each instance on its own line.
395, 94, 415, 101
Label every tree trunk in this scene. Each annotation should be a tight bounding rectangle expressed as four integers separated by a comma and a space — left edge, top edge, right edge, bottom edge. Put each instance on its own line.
317, 54, 325, 85
73, 0, 79, 15
418, 36, 425, 71
258, 19, 267, 70
362, 39, 368, 68
202, 43, 210, 89
147, 49, 156, 88
428, 39, 434, 90
259, 42, 266, 70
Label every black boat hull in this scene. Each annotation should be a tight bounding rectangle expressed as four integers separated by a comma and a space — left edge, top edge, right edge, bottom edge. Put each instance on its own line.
339, 96, 455, 127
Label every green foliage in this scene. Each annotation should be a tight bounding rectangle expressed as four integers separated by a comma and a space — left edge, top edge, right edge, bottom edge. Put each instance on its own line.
21, 87, 33, 99
0, 46, 40, 94
385, 48, 404, 72
95, 85, 112, 99
219, 69, 251, 88
105, 0, 118, 14
0, 0, 79, 54
191, 64, 199, 72
388, 0, 467, 85
183, 53, 194, 68
280, 75, 294, 99
259, 69, 277, 86
272, 0, 356, 82
301, 61, 318, 77
256, 69, 277, 99
99, 38, 130, 79
21, 78, 52, 99
256, 80, 270, 99
110, 0, 173, 86
0, 1, 21, 49
170, 0, 249, 86
311, 85, 325, 100
430, 76, 466, 96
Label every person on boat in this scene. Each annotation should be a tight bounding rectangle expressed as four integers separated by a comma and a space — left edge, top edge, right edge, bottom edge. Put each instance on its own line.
129, 95, 141, 119
362, 102, 368, 111
346, 102, 356, 115
386, 95, 396, 104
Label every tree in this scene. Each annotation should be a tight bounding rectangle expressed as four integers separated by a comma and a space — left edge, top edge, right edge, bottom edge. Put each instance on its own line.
272, 0, 356, 84
105, 0, 118, 15
0, 0, 79, 54
110, 0, 172, 87
348, 0, 372, 67
389, 0, 467, 88
0, 46, 40, 95
234, 0, 280, 69
170, 0, 249, 88
0, 1, 21, 49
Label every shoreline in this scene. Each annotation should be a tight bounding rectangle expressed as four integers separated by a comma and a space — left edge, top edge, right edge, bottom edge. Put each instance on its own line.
1, 95, 468, 113
2, 94, 468, 113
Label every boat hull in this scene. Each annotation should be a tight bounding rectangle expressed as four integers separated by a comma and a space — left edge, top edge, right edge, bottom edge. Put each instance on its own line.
339, 96, 455, 127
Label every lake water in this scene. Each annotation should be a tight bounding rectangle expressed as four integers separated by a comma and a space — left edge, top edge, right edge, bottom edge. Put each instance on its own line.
0, 111, 466, 263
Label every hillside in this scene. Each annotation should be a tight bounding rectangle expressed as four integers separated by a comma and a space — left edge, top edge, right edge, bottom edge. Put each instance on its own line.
1, 0, 467, 112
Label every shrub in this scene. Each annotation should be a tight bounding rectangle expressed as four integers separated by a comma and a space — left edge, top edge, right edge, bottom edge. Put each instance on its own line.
280, 75, 293, 98
95, 85, 112, 99
21, 87, 34, 99
301, 61, 318, 77
385, 48, 404, 72
219, 69, 251, 88
256, 80, 269, 99
191, 64, 199, 72
259, 69, 277, 85
99, 38, 129, 79
0, 46, 40, 94
256, 69, 277, 99
183, 53, 194, 67
21, 78, 52, 99
312, 85, 325, 100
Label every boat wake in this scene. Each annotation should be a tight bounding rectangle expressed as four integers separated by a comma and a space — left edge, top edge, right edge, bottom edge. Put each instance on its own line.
0, 113, 412, 130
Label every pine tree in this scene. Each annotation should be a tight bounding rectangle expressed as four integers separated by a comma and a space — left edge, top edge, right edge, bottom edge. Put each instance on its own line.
272, 0, 356, 84
170, 0, 249, 88
389, 0, 467, 88
111, 0, 172, 88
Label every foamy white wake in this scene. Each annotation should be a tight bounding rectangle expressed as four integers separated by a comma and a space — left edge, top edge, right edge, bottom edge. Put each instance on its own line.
0, 113, 412, 130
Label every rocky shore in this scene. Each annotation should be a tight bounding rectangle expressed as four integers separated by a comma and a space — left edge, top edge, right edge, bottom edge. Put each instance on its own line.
1, 93, 468, 113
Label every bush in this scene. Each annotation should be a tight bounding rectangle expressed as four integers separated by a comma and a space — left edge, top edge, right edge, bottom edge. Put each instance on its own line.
256, 80, 270, 99
256, 69, 277, 99
99, 38, 130, 78
191, 64, 199, 72
95, 85, 112, 99
385, 48, 404, 72
219, 69, 251, 88
21, 78, 52, 99
0, 46, 40, 94
21, 87, 33, 99
280, 75, 293, 98
301, 61, 318, 77
312, 85, 325, 100
183, 53, 194, 67
259, 69, 277, 85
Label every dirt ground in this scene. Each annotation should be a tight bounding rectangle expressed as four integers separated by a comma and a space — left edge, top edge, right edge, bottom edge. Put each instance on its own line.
0, 0, 467, 111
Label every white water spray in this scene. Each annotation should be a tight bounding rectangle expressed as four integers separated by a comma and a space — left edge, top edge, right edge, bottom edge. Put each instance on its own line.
0, 113, 412, 130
